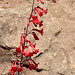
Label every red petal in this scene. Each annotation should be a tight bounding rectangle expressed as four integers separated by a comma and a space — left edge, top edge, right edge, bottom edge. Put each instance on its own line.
16, 47, 21, 53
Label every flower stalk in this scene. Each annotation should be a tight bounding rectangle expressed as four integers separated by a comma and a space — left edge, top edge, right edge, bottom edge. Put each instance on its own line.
9, 0, 56, 75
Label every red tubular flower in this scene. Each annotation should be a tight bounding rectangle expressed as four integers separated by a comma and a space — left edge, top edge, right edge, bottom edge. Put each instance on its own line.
25, 47, 29, 56
27, 18, 30, 26
17, 62, 23, 72
13, 61, 17, 72
34, 7, 43, 17
40, 0, 44, 4
16, 47, 21, 53
33, 28, 43, 35
30, 15, 39, 25
9, 62, 15, 74
9, 61, 17, 73
27, 60, 34, 70
27, 46, 33, 57
37, 6, 48, 14
30, 44, 39, 54
16, 45, 21, 53
38, 21, 43, 27
32, 32, 39, 40
30, 59, 39, 69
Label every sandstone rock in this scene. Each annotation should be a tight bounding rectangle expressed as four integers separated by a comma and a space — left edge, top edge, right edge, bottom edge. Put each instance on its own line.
0, 0, 75, 75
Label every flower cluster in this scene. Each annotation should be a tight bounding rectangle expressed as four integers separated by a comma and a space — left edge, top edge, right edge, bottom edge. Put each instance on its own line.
9, 0, 56, 75
9, 61, 22, 75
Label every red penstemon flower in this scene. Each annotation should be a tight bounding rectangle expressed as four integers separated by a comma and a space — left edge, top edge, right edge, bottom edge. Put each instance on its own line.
32, 32, 39, 40
17, 62, 23, 72
16, 46, 21, 53
30, 59, 39, 68
34, 7, 43, 17
27, 60, 34, 70
13, 61, 17, 72
30, 44, 39, 54
27, 46, 34, 57
37, 6, 48, 14
9, 61, 17, 73
30, 15, 39, 24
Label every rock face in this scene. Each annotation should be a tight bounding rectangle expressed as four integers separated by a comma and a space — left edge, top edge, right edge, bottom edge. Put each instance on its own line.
0, 0, 75, 75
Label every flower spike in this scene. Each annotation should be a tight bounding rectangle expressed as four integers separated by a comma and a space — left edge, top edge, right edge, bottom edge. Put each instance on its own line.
9, 61, 17, 72
27, 46, 33, 57
16, 46, 21, 53
30, 15, 39, 25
